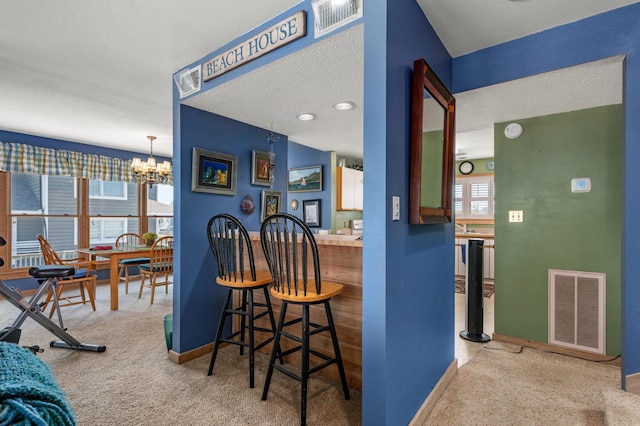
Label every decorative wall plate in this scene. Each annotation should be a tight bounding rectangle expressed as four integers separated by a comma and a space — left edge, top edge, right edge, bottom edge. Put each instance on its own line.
290, 199, 299, 211
240, 195, 255, 215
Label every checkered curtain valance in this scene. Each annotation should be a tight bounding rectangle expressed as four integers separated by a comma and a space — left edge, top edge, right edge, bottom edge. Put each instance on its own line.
0, 141, 133, 182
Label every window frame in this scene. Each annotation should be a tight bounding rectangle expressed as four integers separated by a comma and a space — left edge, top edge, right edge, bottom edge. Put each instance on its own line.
0, 171, 172, 279
455, 175, 495, 221
88, 180, 127, 200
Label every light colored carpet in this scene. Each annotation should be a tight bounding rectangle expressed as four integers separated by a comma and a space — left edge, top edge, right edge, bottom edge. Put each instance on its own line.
424, 341, 623, 425
0, 282, 361, 425
2, 282, 635, 425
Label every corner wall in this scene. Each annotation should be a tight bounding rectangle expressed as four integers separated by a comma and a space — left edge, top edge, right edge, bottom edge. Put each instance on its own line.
363, 0, 454, 424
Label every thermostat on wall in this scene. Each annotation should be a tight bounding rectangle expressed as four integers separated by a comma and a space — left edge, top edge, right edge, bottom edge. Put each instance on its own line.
571, 177, 591, 193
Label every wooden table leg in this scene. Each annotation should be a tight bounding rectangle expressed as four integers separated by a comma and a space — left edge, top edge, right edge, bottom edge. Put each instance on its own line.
110, 256, 119, 310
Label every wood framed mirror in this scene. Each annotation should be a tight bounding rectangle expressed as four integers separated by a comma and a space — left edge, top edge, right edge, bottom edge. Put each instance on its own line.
409, 58, 456, 224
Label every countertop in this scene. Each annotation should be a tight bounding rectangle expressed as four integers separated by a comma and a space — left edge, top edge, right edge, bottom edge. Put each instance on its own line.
455, 233, 494, 239
248, 231, 363, 247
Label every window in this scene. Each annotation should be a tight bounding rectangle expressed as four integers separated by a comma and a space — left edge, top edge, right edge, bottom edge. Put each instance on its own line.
90, 218, 127, 243
455, 176, 495, 220
89, 180, 126, 199
9, 173, 79, 268
1, 171, 173, 278
147, 184, 174, 237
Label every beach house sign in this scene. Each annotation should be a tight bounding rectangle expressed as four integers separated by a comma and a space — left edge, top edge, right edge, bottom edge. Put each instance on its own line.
203, 11, 306, 82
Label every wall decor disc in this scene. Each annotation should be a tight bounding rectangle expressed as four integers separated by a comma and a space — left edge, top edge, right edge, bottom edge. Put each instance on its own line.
240, 195, 255, 215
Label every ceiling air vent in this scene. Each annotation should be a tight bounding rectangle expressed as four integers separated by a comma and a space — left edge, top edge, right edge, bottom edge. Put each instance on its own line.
311, 0, 362, 38
174, 65, 202, 99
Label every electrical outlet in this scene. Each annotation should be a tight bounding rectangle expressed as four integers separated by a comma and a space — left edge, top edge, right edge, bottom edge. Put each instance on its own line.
509, 210, 523, 223
392, 196, 400, 221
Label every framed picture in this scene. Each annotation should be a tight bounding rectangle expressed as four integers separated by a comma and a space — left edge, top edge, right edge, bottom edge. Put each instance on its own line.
302, 199, 321, 227
260, 190, 282, 222
192, 147, 238, 195
288, 165, 322, 192
251, 150, 272, 186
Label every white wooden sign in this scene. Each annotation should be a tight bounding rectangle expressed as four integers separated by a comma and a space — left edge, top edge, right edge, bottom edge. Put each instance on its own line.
203, 10, 306, 82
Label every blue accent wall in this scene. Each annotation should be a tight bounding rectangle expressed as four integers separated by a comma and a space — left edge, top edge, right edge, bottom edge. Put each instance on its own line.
286, 142, 332, 229
363, 0, 454, 424
451, 2, 640, 390
171, 105, 288, 352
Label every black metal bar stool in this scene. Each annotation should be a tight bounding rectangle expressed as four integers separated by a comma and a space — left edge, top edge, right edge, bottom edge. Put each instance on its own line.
260, 213, 350, 425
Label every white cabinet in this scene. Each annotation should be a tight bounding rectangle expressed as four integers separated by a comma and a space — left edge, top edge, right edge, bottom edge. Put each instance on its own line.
337, 167, 363, 211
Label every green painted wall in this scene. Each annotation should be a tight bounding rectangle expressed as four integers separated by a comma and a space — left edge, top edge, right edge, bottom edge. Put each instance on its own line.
421, 131, 444, 207
494, 105, 622, 355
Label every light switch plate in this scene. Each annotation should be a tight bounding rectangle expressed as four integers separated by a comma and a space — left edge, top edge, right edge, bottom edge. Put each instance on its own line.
509, 210, 523, 223
392, 196, 400, 221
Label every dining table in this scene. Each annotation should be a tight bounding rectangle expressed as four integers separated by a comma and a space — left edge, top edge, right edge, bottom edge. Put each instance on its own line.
77, 245, 152, 310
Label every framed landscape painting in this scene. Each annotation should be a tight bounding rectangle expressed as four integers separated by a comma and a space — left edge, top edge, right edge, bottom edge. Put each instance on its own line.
191, 147, 237, 195
287, 165, 322, 192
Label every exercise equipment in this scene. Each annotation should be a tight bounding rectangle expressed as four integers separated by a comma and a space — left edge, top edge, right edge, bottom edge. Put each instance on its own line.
0, 236, 106, 352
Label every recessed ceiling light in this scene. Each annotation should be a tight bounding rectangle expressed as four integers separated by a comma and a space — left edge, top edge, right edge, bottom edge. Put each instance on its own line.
297, 113, 316, 121
334, 101, 355, 111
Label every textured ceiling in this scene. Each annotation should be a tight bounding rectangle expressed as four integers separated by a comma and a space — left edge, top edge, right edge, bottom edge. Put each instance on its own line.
0, 1, 633, 159
185, 24, 364, 159
417, 0, 639, 57
455, 55, 624, 159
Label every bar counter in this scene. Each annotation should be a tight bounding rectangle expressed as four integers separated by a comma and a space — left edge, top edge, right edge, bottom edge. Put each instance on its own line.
247, 232, 363, 390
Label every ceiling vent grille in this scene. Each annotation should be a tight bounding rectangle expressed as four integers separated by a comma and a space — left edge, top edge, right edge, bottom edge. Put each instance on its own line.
548, 269, 605, 355
312, 0, 362, 38
174, 65, 202, 99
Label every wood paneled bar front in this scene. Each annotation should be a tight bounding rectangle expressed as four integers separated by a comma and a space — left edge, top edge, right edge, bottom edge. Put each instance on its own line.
246, 232, 363, 390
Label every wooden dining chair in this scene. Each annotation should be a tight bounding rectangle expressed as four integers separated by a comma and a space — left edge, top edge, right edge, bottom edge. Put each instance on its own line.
37, 235, 97, 319
138, 236, 173, 304
260, 213, 350, 425
206, 213, 280, 388
115, 233, 148, 294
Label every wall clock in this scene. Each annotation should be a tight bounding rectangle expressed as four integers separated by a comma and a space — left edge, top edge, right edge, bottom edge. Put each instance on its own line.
486, 160, 495, 171
290, 199, 299, 211
459, 161, 474, 175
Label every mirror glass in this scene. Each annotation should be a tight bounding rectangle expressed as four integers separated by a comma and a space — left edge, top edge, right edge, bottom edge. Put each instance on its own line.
409, 59, 455, 224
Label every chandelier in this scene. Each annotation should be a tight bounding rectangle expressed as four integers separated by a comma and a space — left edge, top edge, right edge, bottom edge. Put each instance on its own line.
130, 136, 172, 187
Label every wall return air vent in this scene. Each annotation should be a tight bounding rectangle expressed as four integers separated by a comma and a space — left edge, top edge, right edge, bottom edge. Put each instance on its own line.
311, 0, 362, 38
548, 269, 606, 355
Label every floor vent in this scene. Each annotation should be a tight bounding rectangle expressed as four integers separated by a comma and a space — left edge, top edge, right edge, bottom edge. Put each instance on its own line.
311, 0, 362, 38
548, 269, 605, 355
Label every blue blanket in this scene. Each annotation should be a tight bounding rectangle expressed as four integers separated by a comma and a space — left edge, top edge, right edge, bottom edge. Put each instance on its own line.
0, 342, 76, 425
